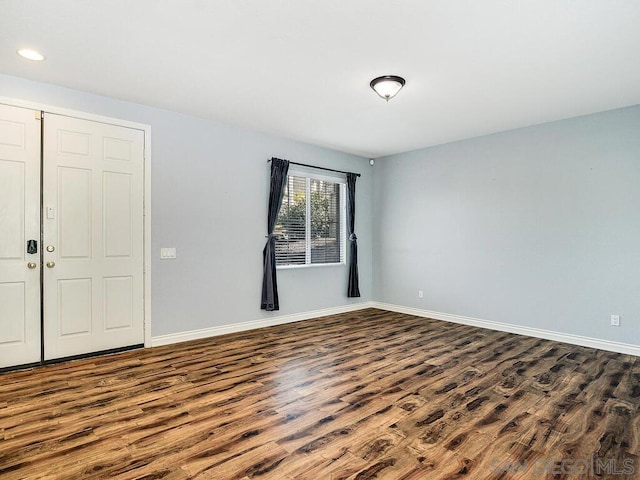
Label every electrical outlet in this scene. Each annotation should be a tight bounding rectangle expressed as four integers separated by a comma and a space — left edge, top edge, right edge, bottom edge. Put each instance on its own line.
610, 315, 620, 326
418, 290, 424, 299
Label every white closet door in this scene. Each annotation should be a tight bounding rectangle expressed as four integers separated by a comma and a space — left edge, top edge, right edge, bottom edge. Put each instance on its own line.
0, 104, 42, 368
42, 114, 145, 360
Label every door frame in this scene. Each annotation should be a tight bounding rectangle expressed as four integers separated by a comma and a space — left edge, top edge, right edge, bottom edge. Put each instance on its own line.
0, 96, 152, 348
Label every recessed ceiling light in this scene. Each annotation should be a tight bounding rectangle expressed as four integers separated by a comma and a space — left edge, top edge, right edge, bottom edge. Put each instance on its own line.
17, 49, 45, 61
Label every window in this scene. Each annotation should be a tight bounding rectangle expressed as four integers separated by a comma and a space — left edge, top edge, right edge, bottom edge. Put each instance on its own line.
275, 172, 346, 267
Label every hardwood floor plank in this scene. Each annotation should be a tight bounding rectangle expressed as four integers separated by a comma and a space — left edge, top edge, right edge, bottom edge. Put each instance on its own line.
1, 308, 638, 479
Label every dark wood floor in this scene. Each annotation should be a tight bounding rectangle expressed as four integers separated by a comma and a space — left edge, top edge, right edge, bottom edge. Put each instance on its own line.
1, 308, 638, 479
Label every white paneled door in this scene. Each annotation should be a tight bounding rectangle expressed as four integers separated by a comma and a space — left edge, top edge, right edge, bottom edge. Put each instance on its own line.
0, 105, 42, 368
43, 114, 145, 360
0, 106, 145, 368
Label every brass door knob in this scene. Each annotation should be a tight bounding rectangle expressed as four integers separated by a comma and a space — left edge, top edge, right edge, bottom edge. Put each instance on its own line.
46, 261, 55, 268
27, 262, 37, 269
46, 245, 55, 252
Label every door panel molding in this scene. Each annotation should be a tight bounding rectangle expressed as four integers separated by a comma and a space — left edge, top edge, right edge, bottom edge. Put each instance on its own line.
0, 103, 42, 368
0, 97, 151, 369
0, 96, 152, 350
43, 113, 145, 360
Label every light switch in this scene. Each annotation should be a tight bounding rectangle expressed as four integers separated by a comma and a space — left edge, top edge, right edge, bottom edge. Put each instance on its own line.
46, 206, 55, 219
160, 247, 177, 259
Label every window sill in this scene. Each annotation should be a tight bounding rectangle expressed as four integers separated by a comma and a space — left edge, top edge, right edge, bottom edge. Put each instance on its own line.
277, 262, 346, 270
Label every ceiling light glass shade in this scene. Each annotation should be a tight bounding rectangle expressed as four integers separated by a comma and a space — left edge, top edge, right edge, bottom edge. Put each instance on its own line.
370, 75, 405, 101
17, 49, 45, 61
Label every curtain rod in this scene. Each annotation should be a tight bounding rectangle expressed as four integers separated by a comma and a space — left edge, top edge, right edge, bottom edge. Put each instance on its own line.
267, 158, 361, 177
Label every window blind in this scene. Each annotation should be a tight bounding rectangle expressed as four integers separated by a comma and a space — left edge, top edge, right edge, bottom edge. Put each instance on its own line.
275, 174, 345, 266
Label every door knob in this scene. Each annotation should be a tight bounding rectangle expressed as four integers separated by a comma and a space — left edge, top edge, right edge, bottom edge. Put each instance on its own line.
46, 261, 56, 268
46, 245, 55, 252
27, 262, 37, 269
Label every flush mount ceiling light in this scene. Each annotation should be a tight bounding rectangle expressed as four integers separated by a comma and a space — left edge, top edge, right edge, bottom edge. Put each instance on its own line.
370, 75, 405, 101
17, 48, 45, 61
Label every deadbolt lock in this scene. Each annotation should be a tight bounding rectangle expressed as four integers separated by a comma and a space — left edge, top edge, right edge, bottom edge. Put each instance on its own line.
46, 245, 55, 252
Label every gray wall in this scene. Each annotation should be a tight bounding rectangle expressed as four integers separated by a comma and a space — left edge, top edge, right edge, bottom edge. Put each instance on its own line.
0, 74, 373, 337
373, 105, 640, 345
4, 72, 638, 347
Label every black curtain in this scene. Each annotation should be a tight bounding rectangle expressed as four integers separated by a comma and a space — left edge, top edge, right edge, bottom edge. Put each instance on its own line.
346, 173, 360, 297
261, 157, 290, 311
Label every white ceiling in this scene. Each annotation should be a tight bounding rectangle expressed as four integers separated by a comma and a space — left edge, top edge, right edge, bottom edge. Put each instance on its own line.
1, 0, 639, 158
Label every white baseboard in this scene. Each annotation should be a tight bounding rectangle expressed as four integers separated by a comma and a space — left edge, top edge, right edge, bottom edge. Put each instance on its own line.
151, 300, 640, 357
151, 301, 376, 347
372, 302, 640, 357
